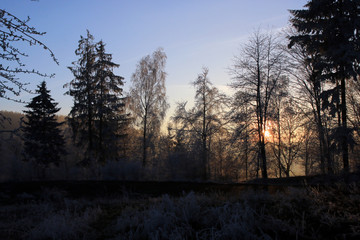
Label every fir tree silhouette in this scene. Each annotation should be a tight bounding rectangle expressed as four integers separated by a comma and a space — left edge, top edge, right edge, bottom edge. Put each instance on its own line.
22, 81, 66, 179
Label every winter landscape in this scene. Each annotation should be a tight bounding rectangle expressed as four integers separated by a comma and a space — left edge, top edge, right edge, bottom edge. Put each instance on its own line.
1, 0, 360, 239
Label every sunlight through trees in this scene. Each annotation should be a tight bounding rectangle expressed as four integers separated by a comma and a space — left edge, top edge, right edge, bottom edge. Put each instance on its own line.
1, 0, 360, 181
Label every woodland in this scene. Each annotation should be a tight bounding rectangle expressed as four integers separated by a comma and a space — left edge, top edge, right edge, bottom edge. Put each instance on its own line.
1, 1, 360, 239
1, 1, 360, 182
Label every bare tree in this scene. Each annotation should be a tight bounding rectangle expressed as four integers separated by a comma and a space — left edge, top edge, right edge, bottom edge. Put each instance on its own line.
286, 29, 333, 174
228, 91, 256, 180
129, 48, 169, 168
268, 68, 289, 178
173, 67, 227, 180
269, 98, 305, 177
348, 80, 360, 140
230, 30, 288, 179
301, 120, 319, 176
347, 80, 360, 171
0, 8, 58, 133
0, 9, 58, 103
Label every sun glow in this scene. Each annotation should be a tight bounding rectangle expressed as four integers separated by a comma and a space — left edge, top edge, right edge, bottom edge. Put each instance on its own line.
264, 130, 271, 139
264, 121, 273, 140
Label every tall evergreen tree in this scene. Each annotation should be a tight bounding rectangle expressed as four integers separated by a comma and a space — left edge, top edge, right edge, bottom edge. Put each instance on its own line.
66, 30, 96, 166
22, 81, 65, 179
65, 31, 128, 170
289, 0, 360, 173
93, 40, 129, 163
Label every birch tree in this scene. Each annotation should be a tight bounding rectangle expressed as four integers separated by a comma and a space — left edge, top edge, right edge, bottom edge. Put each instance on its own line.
129, 48, 169, 167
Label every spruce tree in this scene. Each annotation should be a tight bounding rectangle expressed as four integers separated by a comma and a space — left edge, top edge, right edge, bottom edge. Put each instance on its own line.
66, 30, 97, 166
289, 0, 360, 173
93, 40, 129, 163
22, 81, 65, 179
66, 31, 129, 170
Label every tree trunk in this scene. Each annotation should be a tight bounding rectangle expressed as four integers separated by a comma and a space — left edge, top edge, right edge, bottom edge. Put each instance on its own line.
202, 86, 207, 180
143, 112, 147, 167
245, 127, 248, 181
277, 106, 282, 178
341, 77, 349, 173
314, 92, 328, 175
257, 88, 268, 179
256, 60, 268, 179
286, 144, 291, 177
260, 134, 268, 179
305, 141, 309, 176
202, 121, 207, 180
87, 84, 93, 159
99, 78, 104, 164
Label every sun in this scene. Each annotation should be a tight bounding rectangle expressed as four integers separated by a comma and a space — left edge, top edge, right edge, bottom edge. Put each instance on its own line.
264, 130, 271, 138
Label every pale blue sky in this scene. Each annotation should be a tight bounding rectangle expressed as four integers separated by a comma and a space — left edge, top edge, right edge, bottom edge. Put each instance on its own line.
1, 0, 306, 117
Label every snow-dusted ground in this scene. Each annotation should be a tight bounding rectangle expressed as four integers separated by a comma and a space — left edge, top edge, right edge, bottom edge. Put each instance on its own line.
0, 183, 359, 239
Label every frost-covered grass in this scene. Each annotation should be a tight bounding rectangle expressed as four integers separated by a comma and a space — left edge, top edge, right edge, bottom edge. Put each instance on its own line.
0, 189, 102, 240
111, 185, 360, 240
0, 183, 359, 239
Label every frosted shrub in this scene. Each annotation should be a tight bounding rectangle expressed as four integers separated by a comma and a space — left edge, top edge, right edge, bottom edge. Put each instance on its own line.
115, 194, 192, 239
176, 192, 201, 223
114, 192, 272, 240
212, 202, 259, 240
0, 194, 103, 240
113, 186, 360, 239
26, 206, 101, 240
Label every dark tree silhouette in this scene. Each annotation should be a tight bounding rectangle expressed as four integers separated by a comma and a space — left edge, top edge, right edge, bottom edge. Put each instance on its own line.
66, 30, 96, 166
231, 30, 288, 179
229, 91, 255, 180
65, 31, 128, 174
22, 81, 65, 179
173, 67, 227, 180
289, 0, 360, 173
286, 31, 332, 174
93, 40, 129, 163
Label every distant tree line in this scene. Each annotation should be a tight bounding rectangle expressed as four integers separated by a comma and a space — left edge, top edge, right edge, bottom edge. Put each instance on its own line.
1, 0, 360, 181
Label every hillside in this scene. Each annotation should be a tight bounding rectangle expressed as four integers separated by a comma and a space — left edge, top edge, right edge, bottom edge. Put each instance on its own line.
0, 110, 67, 132
0, 111, 24, 132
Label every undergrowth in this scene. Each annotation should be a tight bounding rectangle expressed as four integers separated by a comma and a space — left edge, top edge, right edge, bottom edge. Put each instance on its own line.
0, 183, 359, 239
